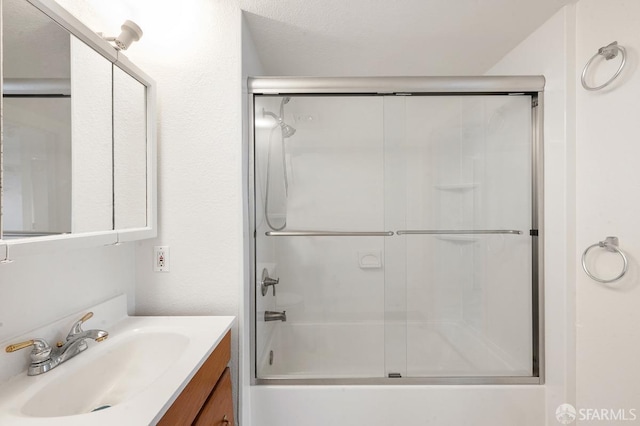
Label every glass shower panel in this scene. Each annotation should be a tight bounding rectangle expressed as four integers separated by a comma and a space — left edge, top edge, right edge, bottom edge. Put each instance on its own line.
386, 95, 533, 377
254, 96, 387, 379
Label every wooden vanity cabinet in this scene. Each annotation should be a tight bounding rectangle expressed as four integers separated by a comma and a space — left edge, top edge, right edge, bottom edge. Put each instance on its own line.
158, 331, 233, 426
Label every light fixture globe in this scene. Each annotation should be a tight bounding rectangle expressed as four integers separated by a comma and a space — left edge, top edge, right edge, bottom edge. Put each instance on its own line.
115, 20, 143, 50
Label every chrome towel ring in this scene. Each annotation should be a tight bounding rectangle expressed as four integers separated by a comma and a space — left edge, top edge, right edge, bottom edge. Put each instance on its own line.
581, 41, 627, 91
581, 236, 628, 283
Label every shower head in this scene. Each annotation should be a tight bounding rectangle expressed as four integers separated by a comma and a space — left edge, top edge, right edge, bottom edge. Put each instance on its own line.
263, 109, 297, 138
280, 121, 296, 138
277, 97, 295, 137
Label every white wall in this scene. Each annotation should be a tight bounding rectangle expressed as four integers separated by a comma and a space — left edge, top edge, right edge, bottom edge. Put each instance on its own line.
53, 0, 244, 418
242, 14, 266, 425
487, 5, 577, 424
575, 0, 640, 418
0, 245, 135, 345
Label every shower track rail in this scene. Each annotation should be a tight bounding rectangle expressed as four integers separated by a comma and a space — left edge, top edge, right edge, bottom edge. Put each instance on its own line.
265, 230, 523, 236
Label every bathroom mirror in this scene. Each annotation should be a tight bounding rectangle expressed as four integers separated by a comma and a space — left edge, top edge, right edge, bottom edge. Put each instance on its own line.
0, 0, 156, 251
2, 0, 74, 237
113, 65, 147, 229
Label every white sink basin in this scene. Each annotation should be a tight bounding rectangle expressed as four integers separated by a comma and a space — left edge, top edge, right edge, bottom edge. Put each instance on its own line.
22, 331, 189, 417
0, 305, 234, 426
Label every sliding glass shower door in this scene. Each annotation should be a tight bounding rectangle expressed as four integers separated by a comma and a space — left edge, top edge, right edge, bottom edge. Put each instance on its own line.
251, 80, 542, 384
254, 95, 387, 379
383, 95, 533, 378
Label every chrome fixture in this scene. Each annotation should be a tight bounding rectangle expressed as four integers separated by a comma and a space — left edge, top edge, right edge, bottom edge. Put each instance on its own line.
396, 229, 523, 235
581, 41, 627, 91
265, 230, 521, 237
266, 231, 394, 237
263, 97, 297, 139
263, 97, 296, 232
5, 312, 108, 375
101, 20, 143, 51
263, 110, 297, 138
264, 311, 287, 322
0, 245, 13, 264
260, 268, 280, 296
581, 236, 628, 283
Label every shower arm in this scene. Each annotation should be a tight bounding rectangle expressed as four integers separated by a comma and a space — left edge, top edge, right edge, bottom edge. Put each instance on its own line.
262, 109, 280, 122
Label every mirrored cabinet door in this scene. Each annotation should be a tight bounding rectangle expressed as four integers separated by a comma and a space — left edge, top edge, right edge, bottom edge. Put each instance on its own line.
1, 0, 155, 245
70, 36, 113, 233
113, 66, 147, 229
2, 0, 72, 238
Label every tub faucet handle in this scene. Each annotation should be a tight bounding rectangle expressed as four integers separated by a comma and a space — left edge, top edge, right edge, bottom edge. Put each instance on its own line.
260, 268, 280, 296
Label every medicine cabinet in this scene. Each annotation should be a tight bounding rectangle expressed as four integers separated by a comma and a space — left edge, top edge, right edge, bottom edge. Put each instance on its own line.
0, 0, 156, 256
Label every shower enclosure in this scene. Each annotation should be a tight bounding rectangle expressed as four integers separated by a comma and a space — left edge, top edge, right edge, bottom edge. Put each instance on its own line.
248, 77, 544, 384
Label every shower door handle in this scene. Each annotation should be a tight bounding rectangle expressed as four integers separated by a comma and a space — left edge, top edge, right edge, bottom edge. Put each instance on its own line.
265, 231, 395, 236
260, 268, 279, 296
395, 229, 523, 235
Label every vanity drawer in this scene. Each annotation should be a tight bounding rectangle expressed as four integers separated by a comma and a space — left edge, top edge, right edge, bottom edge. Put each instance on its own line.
193, 367, 234, 425
158, 331, 231, 425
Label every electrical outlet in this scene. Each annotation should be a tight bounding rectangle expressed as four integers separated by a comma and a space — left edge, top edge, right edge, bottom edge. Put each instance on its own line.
154, 246, 170, 272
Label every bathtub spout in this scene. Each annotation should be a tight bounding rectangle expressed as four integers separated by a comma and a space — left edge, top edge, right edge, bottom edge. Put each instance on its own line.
265, 310, 287, 322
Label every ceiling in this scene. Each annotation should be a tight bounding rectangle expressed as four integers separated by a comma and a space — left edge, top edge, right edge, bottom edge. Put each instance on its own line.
239, 0, 576, 76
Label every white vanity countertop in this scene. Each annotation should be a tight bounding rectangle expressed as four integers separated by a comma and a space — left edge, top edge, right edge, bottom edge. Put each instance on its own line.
0, 296, 234, 425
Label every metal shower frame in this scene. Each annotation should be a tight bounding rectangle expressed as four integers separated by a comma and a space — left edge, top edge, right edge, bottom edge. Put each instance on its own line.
247, 76, 545, 386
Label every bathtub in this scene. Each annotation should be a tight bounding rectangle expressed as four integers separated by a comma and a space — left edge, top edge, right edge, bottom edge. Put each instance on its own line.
249, 321, 543, 426
258, 321, 530, 379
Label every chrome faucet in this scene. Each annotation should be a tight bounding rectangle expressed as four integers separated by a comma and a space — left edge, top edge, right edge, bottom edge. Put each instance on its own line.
260, 268, 280, 296
265, 310, 287, 322
5, 312, 108, 376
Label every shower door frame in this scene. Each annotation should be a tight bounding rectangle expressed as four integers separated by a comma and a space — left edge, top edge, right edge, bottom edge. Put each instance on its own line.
247, 76, 545, 386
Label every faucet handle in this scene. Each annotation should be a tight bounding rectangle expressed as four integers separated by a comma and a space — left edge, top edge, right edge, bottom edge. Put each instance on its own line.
78, 312, 94, 323
6, 340, 37, 352
260, 268, 280, 296
6, 339, 52, 362
67, 312, 93, 338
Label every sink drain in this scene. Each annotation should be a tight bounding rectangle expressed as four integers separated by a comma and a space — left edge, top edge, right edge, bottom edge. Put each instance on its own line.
91, 405, 112, 412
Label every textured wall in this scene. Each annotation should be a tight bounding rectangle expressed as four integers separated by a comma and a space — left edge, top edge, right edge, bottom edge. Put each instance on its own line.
0, 245, 135, 345
575, 0, 640, 417
55, 0, 242, 336
487, 6, 577, 424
